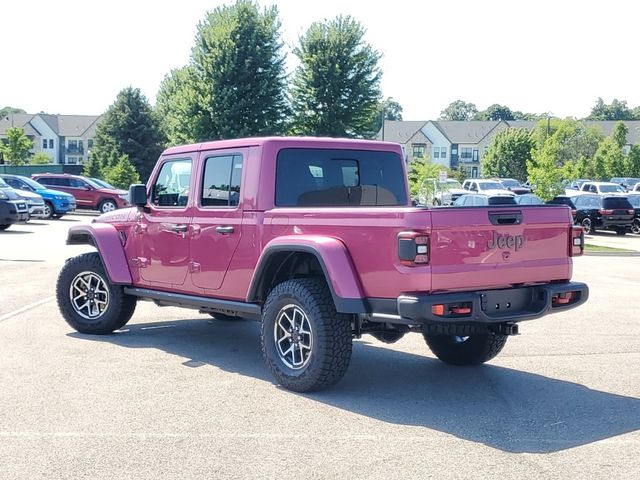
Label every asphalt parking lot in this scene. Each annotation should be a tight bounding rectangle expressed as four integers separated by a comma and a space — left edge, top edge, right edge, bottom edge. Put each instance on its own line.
0, 214, 639, 479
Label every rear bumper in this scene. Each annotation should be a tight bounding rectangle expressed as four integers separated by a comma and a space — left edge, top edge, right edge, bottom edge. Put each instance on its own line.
397, 282, 589, 324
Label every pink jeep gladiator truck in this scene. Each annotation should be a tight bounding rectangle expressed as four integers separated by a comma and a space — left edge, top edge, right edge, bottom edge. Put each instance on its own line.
57, 137, 588, 392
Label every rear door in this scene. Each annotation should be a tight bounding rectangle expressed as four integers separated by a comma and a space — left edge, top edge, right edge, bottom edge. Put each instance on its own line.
189, 149, 246, 291
428, 206, 573, 291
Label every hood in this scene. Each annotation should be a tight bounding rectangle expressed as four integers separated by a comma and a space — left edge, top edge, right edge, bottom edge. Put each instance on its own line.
13, 189, 44, 202
447, 188, 467, 195
0, 187, 23, 201
480, 189, 515, 197
96, 207, 138, 224
37, 187, 75, 199
100, 188, 128, 196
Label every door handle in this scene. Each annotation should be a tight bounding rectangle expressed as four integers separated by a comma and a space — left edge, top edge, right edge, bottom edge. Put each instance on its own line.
215, 226, 234, 234
168, 224, 188, 233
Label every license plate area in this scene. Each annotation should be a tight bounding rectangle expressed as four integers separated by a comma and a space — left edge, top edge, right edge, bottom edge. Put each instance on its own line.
480, 287, 539, 317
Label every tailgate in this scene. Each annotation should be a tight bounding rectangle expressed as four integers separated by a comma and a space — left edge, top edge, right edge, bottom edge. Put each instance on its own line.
429, 205, 573, 292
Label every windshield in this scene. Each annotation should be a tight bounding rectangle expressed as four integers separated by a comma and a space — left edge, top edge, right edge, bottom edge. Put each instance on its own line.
91, 178, 116, 189
441, 179, 462, 189
0, 177, 10, 189
478, 181, 506, 190
599, 184, 626, 193
500, 179, 520, 188
19, 176, 47, 191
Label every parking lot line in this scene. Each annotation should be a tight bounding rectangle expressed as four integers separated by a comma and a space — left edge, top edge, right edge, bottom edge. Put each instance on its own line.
0, 296, 55, 323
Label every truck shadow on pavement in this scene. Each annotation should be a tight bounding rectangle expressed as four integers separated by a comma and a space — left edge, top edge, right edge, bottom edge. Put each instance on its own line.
70, 318, 640, 454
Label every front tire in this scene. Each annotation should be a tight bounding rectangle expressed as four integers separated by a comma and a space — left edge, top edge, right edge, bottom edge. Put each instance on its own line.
424, 332, 508, 366
261, 278, 353, 392
43, 201, 54, 219
98, 199, 117, 214
56, 252, 136, 334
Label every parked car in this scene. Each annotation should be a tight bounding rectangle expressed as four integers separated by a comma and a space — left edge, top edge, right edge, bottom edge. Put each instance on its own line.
427, 178, 466, 205
0, 177, 30, 230
573, 194, 634, 235
1, 174, 76, 219
567, 179, 592, 190
0, 176, 45, 220
579, 181, 627, 196
57, 137, 587, 392
547, 196, 577, 221
453, 194, 517, 206
461, 179, 516, 197
90, 178, 117, 190
494, 178, 531, 195
514, 194, 543, 205
626, 194, 640, 234
610, 177, 640, 191
632, 183, 640, 193
32, 173, 129, 213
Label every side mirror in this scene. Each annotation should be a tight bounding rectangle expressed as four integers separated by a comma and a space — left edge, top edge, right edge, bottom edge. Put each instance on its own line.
84, 185, 92, 191
129, 184, 148, 207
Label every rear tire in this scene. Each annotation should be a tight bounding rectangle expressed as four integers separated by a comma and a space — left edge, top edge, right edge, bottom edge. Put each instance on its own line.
632, 219, 640, 235
424, 332, 508, 366
98, 199, 117, 214
56, 252, 136, 334
261, 278, 353, 392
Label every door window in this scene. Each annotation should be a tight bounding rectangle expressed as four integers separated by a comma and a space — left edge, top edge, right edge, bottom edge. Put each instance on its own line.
200, 154, 243, 207
151, 158, 192, 207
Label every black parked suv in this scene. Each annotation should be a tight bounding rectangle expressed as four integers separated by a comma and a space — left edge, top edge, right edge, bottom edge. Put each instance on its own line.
0, 177, 30, 230
547, 195, 577, 222
573, 194, 634, 235
627, 194, 640, 234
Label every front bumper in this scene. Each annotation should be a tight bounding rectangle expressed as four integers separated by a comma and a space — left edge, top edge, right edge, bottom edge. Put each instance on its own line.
53, 199, 76, 214
397, 282, 589, 324
28, 204, 46, 218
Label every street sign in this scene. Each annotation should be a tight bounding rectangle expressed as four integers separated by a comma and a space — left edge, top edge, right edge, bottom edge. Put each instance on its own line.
438, 170, 447, 183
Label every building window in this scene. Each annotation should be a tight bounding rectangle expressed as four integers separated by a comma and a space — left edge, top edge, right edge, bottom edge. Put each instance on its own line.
472, 149, 479, 161
412, 144, 426, 159
42, 139, 47, 149
433, 147, 448, 159
88, 139, 93, 149
460, 147, 473, 159
49, 139, 54, 149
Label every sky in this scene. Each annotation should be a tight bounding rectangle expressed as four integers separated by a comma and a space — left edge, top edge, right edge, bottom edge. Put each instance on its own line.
1, 0, 639, 121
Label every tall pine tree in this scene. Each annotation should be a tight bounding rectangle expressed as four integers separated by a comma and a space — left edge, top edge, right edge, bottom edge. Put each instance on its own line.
92, 87, 164, 182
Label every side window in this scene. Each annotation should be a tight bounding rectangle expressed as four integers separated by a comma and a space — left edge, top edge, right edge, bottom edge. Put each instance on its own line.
470, 182, 478, 192
56, 178, 71, 187
69, 178, 86, 188
201, 154, 243, 207
5, 178, 20, 189
151, 158, 192, 207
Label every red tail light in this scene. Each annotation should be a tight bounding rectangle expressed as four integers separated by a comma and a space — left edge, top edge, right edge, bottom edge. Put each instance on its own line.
599, 209, 613, 215
398, 231, 430, 266
570, 225, 584, 256
571, 209, 577, 218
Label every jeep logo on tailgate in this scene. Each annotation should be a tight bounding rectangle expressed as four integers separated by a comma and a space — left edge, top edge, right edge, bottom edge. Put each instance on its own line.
487, 231, 525, 251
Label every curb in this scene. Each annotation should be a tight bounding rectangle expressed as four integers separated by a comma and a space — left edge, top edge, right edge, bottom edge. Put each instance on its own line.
583, 251, 640, 257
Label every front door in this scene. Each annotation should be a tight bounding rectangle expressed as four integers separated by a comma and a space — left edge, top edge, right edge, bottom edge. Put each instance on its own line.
190, 150, 245, 290
136, 156, 194, 286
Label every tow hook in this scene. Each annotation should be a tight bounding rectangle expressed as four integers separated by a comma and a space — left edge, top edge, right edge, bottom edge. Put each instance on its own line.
492, 323, 519, 336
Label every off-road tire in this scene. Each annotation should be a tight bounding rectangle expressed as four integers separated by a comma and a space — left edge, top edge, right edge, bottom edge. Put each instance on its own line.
261, 278, 353, 392
98, 199, 117, 214
0, 224, 9, 231
424, 332, 508, 366
56, 252, 136, 334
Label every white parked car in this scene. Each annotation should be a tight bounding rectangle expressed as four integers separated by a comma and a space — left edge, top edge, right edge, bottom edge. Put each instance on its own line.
579, 182, 627, 196
461, 179, 516, 197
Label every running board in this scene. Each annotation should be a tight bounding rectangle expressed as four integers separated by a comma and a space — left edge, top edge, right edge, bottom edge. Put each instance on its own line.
124, 287, 262, 320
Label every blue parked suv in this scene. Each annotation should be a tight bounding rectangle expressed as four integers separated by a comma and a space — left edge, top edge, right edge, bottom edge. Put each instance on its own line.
0, 174, 76, 219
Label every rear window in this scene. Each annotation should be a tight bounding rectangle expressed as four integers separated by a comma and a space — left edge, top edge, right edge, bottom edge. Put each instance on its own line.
488, 196, 517, 205
275, 148, 407, 207
548, 197, 576, 209
603, 197, 633, 209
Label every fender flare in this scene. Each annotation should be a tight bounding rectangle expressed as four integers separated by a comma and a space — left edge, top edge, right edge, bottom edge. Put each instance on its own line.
66, 224, 132, 285
247, 235, 367, 314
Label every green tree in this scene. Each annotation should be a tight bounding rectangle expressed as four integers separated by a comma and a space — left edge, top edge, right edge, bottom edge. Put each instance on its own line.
92, 87, 163, 181
103, 154, 141, 189
371, 97, 403, 135
1, 127, 33, 165
439, 100, 478, 121
190, 0, 288, 140
156, 66, 203, 146
0, 106, 26, 118
531, 118, 603, 165
612, 121, 628, 148
587, 97, 636, 120
290, 15, 382, 137
82, 153, 104, 178
593, 137, 626, 179
526, 152, 567, 201
29, 152, 52, 164
628, 145, 640, 177
475, 104, 515, 121
481, 128, 533, 181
